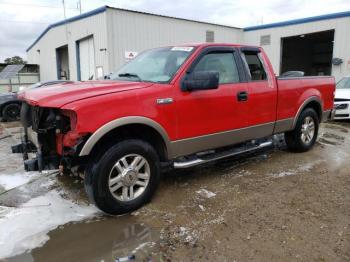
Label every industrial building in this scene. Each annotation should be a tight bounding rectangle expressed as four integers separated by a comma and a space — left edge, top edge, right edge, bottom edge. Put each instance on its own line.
27, 6, 242, 82
244, 11, 350, 81
27, 5, 350, 82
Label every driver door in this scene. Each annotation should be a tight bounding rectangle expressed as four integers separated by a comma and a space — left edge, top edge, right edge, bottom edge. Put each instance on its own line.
173, 47, 249, 156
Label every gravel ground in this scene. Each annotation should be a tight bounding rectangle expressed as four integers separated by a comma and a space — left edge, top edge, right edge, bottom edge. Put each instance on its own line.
0, 121, 349, 262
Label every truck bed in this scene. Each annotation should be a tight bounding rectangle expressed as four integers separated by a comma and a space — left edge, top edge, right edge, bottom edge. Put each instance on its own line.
276, 76, 335, 121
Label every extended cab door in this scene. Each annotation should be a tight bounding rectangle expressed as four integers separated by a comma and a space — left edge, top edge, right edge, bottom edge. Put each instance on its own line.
172, 47, 250, 156
240, 48, 278, 133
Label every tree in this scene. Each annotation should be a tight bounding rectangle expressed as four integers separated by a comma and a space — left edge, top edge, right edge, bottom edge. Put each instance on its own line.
4, 56, 26, 65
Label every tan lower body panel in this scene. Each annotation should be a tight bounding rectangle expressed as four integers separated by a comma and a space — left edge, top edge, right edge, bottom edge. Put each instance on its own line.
273, 118, 294, 133
168, 110, 332, 159
169, 122, 275, 158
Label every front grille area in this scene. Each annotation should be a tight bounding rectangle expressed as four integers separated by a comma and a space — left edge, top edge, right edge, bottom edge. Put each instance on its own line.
21, 103, 57, 155
335, 103, 349, 110
335, 114, 349, 118
19, 102, 78, 170
21, 102, 49, 132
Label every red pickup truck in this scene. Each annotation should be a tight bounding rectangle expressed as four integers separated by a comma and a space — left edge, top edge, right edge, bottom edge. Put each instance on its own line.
13, 43, 335, 214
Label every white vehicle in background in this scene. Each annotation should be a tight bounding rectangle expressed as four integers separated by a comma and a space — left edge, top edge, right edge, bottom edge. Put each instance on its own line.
334, 76, 350, 120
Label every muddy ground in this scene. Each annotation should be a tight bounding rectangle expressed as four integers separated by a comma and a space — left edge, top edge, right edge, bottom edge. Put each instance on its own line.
0, 121, 349, 262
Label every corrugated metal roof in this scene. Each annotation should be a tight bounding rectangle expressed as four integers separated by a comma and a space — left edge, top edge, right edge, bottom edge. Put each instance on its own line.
244, 10, 350, 31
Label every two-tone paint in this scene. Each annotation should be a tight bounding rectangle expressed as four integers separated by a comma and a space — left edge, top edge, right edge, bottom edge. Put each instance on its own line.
21, 43, 335, 161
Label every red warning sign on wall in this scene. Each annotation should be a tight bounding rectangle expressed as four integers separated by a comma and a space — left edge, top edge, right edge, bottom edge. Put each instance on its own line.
125, 51, 138, 61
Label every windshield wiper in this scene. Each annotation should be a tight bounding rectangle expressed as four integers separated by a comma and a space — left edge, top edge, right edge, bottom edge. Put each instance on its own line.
118, 73, 142, 81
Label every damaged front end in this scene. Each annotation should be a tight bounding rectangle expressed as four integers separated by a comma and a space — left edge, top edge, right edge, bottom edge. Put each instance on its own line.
12, 102, 88, 172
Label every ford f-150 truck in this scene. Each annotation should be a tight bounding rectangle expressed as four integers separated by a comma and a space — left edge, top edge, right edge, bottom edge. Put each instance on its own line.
12, 43, 335, 214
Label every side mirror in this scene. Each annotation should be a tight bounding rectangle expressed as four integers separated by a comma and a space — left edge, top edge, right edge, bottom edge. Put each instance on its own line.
182, 71, 219, 91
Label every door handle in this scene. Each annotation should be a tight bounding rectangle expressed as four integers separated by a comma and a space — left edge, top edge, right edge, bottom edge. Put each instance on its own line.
237, 91, 248, 102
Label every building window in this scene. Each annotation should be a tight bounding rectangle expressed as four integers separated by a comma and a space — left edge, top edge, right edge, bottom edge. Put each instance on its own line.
206, 30, 215, 42
260, 35, 271, 45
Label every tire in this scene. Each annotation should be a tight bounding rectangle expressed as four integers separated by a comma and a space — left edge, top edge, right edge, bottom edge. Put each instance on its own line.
2, 103, 21, 121
285, 108, 319, 152
85, 139, 160, 215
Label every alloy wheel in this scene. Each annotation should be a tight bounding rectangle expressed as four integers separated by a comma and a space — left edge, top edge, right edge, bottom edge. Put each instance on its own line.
300, 116, 315, 144
108, 154, 150, 201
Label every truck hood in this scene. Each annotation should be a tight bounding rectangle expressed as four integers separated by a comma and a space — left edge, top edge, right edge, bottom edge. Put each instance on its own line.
335, 89, 350, 99
22, 80, 153, 108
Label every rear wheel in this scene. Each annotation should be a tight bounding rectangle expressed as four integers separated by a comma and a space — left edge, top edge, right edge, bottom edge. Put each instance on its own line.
285, 108, 319, 152
2, 103, 21, 121
85, 139, 160, 215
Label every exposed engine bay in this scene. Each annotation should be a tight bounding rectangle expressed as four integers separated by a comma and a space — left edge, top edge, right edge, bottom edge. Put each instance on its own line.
12, 102, 86, 172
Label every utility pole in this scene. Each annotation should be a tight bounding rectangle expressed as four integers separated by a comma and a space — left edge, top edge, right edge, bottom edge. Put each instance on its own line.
62, 0, 69, 41
78, 0, 82, 14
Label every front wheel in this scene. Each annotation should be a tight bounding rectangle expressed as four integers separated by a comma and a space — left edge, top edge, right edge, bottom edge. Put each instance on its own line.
285, 108, 319, 152
85, 139, 160, 215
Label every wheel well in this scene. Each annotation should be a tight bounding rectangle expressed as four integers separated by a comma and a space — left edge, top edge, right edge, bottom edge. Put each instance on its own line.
89, 124, 168, 162
0, 101, 22, 116
304, 100, 322, 122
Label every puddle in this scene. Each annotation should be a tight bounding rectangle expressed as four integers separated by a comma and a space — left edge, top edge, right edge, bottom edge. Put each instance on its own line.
8, 220, 160, 262
0, 189, 99, 259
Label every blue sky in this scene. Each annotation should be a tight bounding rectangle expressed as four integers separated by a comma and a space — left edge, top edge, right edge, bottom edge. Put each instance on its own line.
1, 0, 350, 61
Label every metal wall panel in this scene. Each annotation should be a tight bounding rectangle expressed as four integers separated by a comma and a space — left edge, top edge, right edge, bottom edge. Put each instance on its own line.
105, 8, 243, 73
244, 16, 350, 81
27, 12, 108, 81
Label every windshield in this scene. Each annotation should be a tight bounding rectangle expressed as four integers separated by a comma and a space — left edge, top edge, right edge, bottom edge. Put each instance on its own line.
336, 77, 350, 89
109, 46, 195, 83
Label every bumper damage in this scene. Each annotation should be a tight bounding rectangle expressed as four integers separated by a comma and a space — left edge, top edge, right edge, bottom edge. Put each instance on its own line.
12, 134, 86, 172
12, 102, 87, 172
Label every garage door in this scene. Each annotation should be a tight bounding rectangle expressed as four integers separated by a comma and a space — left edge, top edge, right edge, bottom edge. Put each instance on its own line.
78, 36, 95, 80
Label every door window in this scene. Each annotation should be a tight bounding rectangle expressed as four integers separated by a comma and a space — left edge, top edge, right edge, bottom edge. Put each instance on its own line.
243, 52, 267, 81
192, 52, 240, 84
